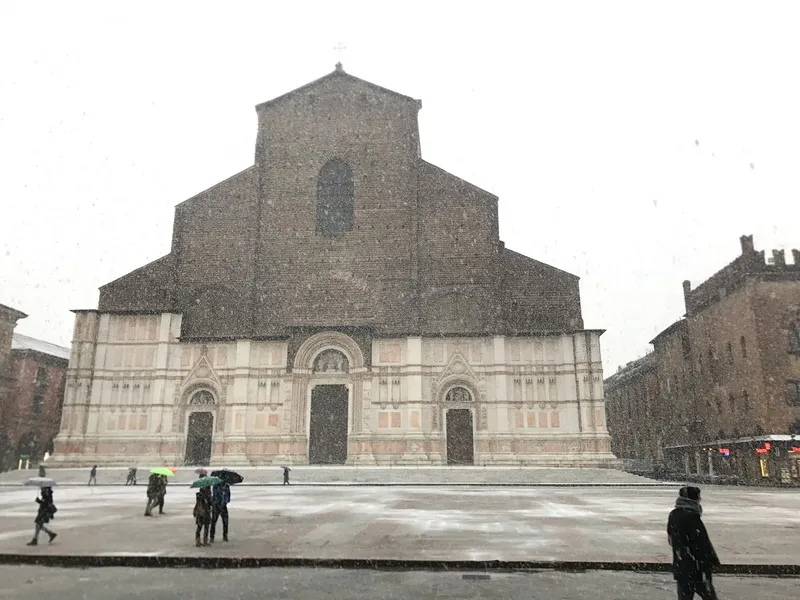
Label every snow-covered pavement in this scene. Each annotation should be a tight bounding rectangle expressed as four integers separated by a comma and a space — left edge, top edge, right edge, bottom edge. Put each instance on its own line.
0, 485, 798, 563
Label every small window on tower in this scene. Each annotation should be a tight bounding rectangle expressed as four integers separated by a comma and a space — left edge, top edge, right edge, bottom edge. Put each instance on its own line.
317, 158, 354, 236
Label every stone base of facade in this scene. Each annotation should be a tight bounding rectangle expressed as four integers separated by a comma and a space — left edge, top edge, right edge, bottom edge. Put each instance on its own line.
53, 434, 619, 469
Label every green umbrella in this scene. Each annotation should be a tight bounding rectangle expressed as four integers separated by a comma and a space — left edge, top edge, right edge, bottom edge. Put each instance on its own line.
191, 475, 222, 488
151, 467, 174, 477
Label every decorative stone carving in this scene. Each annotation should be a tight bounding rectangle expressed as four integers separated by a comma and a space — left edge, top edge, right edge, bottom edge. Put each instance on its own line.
190, 390, 215, 405
445, 387, 472, 403
362, 390, 370, 429
313, 349, 349, 374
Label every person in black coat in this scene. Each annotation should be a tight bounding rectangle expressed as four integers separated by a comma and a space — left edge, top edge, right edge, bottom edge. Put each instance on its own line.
193, 486, 213, 547
27, 487, 57, 546
667, 486, 720, 600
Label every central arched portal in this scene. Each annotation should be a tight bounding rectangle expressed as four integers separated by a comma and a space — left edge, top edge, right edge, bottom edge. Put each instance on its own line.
185, 412, 214, 466
309, 385, 349, 464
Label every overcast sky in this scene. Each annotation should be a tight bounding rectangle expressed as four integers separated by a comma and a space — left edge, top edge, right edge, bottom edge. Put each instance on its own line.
2, 1, 799, 374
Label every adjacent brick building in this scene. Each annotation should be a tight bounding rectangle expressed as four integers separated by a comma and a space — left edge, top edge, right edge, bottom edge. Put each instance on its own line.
605, 235, 800, 485
53, 65, 614, 467
0, 303, 27, 469
2, 334, 70, 470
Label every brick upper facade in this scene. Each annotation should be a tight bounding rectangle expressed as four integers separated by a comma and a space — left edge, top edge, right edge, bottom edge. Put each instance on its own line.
97, 66, 583, 339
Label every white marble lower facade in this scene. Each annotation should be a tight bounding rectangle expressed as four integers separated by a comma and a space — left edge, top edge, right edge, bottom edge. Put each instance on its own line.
53, 312, 616, 467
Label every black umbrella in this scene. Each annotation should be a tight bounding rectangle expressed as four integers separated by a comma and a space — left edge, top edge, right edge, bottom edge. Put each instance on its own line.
210, 469, 244, 485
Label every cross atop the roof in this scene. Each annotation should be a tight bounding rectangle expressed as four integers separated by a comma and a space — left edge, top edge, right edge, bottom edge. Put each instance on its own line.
333, 42, 346, 71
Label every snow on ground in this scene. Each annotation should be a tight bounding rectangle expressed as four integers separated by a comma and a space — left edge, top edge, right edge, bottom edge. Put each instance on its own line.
0, 485, 798, 563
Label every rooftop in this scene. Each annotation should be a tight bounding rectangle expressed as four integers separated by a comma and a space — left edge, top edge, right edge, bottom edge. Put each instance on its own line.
11, 333, 70, 360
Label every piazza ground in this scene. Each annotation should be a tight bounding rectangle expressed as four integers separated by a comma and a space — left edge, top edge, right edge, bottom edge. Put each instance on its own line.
0, 567, 797, 600
0, 478, 798, 564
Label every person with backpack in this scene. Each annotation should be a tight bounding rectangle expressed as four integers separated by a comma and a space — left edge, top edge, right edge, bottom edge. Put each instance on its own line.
193, 486, 213, 547
27, 486, 57, 546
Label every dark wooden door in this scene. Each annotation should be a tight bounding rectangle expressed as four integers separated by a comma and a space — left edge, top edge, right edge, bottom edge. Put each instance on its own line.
309, 385, 348, 465
446, 409, 474, 465
185, 412, 213, 466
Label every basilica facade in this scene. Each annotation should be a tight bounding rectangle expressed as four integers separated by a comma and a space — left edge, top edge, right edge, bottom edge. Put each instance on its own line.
54, 65, 614, 467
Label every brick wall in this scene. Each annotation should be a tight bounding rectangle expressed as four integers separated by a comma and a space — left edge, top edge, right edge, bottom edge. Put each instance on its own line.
95, 68, 586, 339
4, 351, 67, 467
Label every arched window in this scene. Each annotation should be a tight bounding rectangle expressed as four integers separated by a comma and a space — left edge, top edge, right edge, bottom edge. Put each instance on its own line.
727, 342, 734, 364
446, 386, 472, 402
740, 336, 747, 358
789, 322, 800, 355
742, 389, 750, 411
316, 158, 354, 236
190, 390, 215, 405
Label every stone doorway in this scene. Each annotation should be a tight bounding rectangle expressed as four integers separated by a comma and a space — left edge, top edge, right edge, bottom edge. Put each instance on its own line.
185, 412, 214, 466
309, 384, 349, 465
446, 408, 474, 465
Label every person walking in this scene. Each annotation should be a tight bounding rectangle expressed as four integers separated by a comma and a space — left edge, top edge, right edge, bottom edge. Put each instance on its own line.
144, 472, 160, 516
282, 466, 290, 485
667, 486, 720, 600
157, 474, 168, 514
210, 482, 230, 543
27, 486, 57, 546
126, 467, 137, 486
88, 465, 97, 486
193, 486, 213, 547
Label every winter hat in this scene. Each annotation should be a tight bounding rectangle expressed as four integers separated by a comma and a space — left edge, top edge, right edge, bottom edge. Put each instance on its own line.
678, 486, 701, 501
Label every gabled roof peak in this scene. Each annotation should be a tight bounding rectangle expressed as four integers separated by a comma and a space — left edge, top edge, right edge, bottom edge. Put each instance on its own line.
255, 66, 420, 111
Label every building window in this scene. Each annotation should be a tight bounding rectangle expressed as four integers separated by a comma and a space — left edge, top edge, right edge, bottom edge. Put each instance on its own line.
740, 336, 747, 358
742, 389, 750, 411
35, 366, 47, 386
728, 392, 735, 410
789, 322, 800, 355
32, 394, 44, 414
727, 342, 734, 364
316, 158, 354, 236
788, 381, 800, 407
446, 387, 472, 403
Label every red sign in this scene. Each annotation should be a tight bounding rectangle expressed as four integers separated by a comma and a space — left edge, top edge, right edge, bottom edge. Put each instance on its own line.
756, 448, 769, 454
790, 447, 800, 453
719, 448, 730, 456
765, 442, 772, 450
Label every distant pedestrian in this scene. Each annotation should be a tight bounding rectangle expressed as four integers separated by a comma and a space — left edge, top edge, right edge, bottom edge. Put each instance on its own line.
667, 486, 720, 600
210, 482, 230, 543
282, 466, 291, 485
126, 467, 137, 485
193, 486, 213, 547
38, 464, 46, 478
157, 475, 168, 514
144, 473, 160, 516
27, 486, 57, 546
88, 465, 97, 486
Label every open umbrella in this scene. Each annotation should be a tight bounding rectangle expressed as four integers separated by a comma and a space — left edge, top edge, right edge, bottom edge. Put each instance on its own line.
194, 468, 208, 476
190, 475, 222, 489
210, 469, 244, 485
151, 467, 175, 477
167, 467, 177, 474
25, 477, 56, 487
